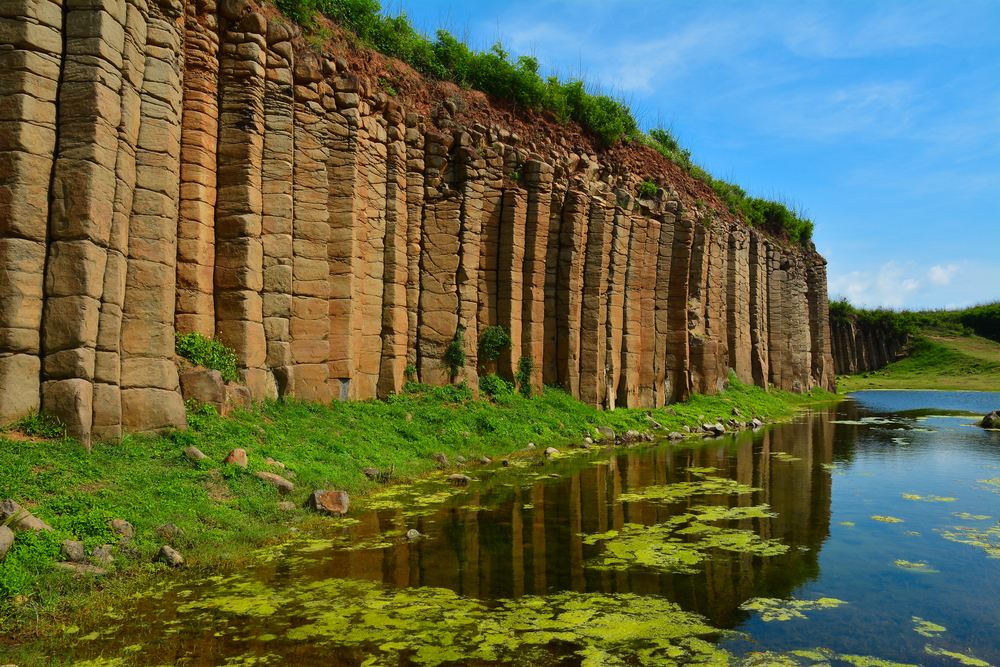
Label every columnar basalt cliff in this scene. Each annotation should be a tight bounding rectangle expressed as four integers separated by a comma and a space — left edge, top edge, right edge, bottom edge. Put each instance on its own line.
828, 317, 907, 375
0, 0, 836, 445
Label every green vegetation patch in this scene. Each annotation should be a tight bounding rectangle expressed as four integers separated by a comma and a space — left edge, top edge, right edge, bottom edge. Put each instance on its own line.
738, 596, 848, 622
911, 616, 946, 638
924, 646, 994, 667
900, 493, 956, 503
174, 332, 240, 383
870, 516, 904, 524
935, 524, 1000, 559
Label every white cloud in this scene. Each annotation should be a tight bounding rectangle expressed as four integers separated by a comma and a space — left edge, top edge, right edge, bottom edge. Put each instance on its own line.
828, 261, 920, 309
927, 264, 959, 286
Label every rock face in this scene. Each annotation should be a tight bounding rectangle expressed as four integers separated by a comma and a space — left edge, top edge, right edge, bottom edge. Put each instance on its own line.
0, 1, 836, 440
829, 316, 907, 376
982, 411, 1000, 429
309, 489, 349, 515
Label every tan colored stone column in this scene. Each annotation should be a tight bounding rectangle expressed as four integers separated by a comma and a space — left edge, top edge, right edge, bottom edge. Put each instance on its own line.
579, 193, 611, 408
807, 259, 835, 391
0, 0, 62, 424
497, 188, 527, 383
93, 0, 148, 440
326, 69, 360, 399
726, 228, 752, 384
120, 0, 187, 433
41, 0, 127, 446
475, 140, 504, 379
377, 101, 408, 397
638, 213, 660, 407
289, 54, 331, 402
403, 112, 425, 372
455, 138, 485, 392
417, 189, 462, 386
175, 0, 219, 337
542, 179, 565, 386
521, 157, 553, 395
555, 187, 589, 399
666, 210, 693, 403
619, 205, 646, 408
213, 7, 267, 395
653, 204, 677, 407
260, 22, 294, 391
748, 230, 770, 388
604, 193, 632, 409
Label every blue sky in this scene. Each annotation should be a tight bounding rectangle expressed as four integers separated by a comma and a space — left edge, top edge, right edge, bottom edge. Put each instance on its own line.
388, 0, 1000, 310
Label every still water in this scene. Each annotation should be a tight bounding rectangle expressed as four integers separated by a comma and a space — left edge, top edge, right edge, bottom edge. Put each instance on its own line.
67, 391, 999, 666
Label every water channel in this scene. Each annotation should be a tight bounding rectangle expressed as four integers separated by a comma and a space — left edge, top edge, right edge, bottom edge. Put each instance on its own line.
66, 391, 1000, 666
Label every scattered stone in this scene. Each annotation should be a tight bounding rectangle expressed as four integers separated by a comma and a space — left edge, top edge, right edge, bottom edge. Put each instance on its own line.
544, 447, 560, 458
310, 490, 350, 516
447, 474, 472, 484
751, 418, 764, 429
54, 562, 107, 576
455, 456, 466, 464
0, 526, 13, 560
479, 456, 492, 465
155, 545, 184, 567
154, 523, 186, 539
683, 425, 691, 433
361, 467, 380, 480
227, 385, 253, 412
60, 540, 85, 563
433, 452, 450, 467
91, 545, 114, 565
184, 446, 207, 462
664, 408, 678, 416
178, 369, 225, 414
223, 448, 248, 468
405, 412, 413, 422
596, 426, 615, 440
277, 501, 297, 511
581, 443, 592, 451
107, 518, 134, 539
583, 437, 593, 445
256, 471, 294, 494
525, 443, 536, 450
668, 432, 684, 440
646, 413, 663, 430
624, 430, 641, 441
0, 499, 52, 533
548, 473, 562, 478
981, 410, 1000, 429
403, 529, 421, 541
703, 423, 726, 435
254, 426, 267, 439
732, 407, 742, 417
264, 457, 285, 470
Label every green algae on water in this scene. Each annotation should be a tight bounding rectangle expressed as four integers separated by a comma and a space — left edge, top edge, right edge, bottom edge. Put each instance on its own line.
870, 516, 904, 523
911, 617, 946, 638
900, 493, 956, 502
925, 646, 994, 667
952, 512, 992, 520
738, 597, 848, 622
936, 523, 1000, 559
893, 559, 938, 572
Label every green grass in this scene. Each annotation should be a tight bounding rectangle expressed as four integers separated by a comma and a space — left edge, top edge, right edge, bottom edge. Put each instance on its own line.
836, 332, 1000, 392
0, 377, 833, 640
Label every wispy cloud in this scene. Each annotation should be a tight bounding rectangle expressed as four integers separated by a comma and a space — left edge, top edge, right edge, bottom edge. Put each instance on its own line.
927, 264, 959, 286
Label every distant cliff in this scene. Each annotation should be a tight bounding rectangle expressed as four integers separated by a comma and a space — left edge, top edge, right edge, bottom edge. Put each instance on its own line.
829, 317, 907, 375
0, 0, 836, 447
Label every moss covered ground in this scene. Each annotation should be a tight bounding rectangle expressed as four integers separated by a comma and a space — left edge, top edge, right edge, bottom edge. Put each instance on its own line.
836, 332, 1000, 392
0, 377, 834, 643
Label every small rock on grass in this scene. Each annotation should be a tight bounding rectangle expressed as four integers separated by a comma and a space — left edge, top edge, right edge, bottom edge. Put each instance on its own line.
0, 525, 14, 560
61, 540, 85, 563
479, 456, 492, 465
156, 545, 184, 567
525, 443, 536, 450
544, 447, 559, 458
0, 499, 52, 533
277, 501, 297, 511
668, 432, 684, 440
596, 426, 615, 440
310, 490, 350, 516
54, 562, 107, 576
433, 452, 449, 467
448, 474, 471, 484
224, 448, 248, 467
91, 545, 114, 565
107, 518, 134, 539
361, 466, 380, 480
256, 471, 294, 494
184, 446, 207, 462
154, 523, 186, 539
264, 457, 285, 470
583, 437, 593, 445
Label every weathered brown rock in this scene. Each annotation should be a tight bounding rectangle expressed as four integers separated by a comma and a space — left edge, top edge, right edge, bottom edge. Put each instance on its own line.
0, 499, 52, 532
256, 470, 293, 494
155, 544, 184, 567
223, 448, 247, 467
0, 525, 14, 560
179, 369, 226, 413
309, 489, 349, 515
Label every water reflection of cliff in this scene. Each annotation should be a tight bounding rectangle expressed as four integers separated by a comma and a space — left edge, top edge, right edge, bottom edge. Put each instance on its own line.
304, 409, 836, 629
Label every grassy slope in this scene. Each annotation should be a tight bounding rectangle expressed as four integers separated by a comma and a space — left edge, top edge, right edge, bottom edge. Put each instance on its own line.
836, 331, 1000, 392
0, 379, 833, 639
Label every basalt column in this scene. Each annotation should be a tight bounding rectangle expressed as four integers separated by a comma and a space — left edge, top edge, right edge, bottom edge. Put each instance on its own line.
93, 0, 148, 440
290, 54, 331, 402
727, 228, 752, 384
0, 0, 62, 424
652, 202, 678, 407
497, 188, 527, 383
618, 201, 646, 408
748, 231, 770, 387
475, 142, 504, 378
807, 259, 835, 392
766, 243, 785, 390
604, 193, 632, 410
120, 0, 186, 432
455, 138, 485, 392
403, 112, 424, 372
376, 101, 409, 397
522, 158, 554, 395
637, 211, 661, 407
555, 187, 589, 399
174, 0, 219, 337
260, 22, 294, 385
542, 175, 566, 386
326, 69, 360, 399
665, 210, 694, 403
213, 8, 267, 395
40, 0, 126, 445
579, 193, 612, 408
417, 132, 462, 386
687, 219, 714, 395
